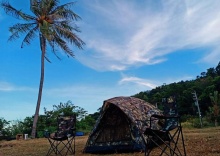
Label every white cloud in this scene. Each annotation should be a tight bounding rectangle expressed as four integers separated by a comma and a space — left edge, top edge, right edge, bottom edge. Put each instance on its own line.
77, 0, 220, 71
119, 76, 157, 89
118, 74, 195, 92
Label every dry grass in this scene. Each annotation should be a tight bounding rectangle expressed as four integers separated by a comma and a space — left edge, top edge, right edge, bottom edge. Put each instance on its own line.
0, 127, 220, 156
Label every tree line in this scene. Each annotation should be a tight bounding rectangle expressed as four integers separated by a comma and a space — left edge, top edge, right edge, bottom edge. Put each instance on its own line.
133, 61, 220, 127
0, 101, 100, 140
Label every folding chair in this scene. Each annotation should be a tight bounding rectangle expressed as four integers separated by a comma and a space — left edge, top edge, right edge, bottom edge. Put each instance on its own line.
45, 114, 76, 156
143, 96, 186, 156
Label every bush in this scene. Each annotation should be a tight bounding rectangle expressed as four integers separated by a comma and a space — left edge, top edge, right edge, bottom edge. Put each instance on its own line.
184, 116, 215, 128
181, 114, 194, 122
192, 118, 203, 128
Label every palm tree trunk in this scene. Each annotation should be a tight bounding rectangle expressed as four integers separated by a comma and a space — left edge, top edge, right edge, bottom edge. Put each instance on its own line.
31, 34, 45, 138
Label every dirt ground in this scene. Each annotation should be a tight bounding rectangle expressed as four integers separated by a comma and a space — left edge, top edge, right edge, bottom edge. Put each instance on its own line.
0, 127, 220, 156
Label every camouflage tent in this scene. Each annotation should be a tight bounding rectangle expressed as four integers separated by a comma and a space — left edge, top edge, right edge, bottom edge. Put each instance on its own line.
83, 96, 162, 153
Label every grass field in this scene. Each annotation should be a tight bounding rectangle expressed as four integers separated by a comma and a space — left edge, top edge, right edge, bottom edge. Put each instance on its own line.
0, 127, 220, 156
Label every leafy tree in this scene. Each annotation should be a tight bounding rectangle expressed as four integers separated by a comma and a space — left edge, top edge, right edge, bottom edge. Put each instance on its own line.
52, 101, 78, 116
216, 61, 220, 76
200, 72, 206, 78
0, 118, 10, 138
213, 76, 220, 91
206, 67, 216, 78
209, 91, 220, 126
1, 120, 25, 139
90, 107, 101, 121
0, 118, 9, 131
23, 117, 33, 136
1, 0, 85, 138
43, 100, 89, 133
46, 100, 88, 120
77, 115, 96, 133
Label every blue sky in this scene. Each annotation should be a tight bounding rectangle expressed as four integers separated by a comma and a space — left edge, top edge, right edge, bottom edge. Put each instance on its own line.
1, 0, 220, 121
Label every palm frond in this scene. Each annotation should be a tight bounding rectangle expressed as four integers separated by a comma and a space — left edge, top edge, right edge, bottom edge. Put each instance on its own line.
50, 2, 81, 21
30, 0, 41, 16
45, 55, 52, 63
44, 0, 59, 14
21, 26, 39, 48
1, 1, 35, 21
39, 0, 48, 15
47, 39, 61, 60
54, 24, 85, 49
57, 20, 73, 31
8, 31, 19, 42
55, 20, 81, 32
53, 20, 81, 32
48, 36, 56, 52
8, 23, 36, 41
53, 33, 74, 57
35, 0, 58, 16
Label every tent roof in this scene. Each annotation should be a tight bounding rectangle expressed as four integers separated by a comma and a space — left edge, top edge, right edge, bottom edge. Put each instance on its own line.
103, 96, 160, 124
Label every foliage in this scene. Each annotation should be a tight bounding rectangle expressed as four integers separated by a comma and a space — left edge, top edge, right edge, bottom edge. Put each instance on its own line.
0, 120, 28, 139
0, 118, 9, 131
0, 118, 10, 138
209, 91, 220, 126
209, 91, 220, 116
182, 115, 214, 128
77, 115, 96, 133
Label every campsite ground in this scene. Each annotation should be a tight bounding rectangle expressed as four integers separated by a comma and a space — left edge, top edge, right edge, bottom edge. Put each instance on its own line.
0, 127, 220, 156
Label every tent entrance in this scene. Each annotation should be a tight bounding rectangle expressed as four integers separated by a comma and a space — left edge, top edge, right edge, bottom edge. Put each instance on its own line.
95, 104, 132, 144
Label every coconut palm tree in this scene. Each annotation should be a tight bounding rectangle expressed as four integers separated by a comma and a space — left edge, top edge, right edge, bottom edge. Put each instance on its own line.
1, 0, 85, 138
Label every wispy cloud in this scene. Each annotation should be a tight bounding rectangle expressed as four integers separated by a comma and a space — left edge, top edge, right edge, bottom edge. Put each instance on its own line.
119, 76, 157, 89
0, 82, 15, 91
0, 81, 35, 92
77, 0, 220, 71
201, 47, 220, 64
118, 74, 194, 92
